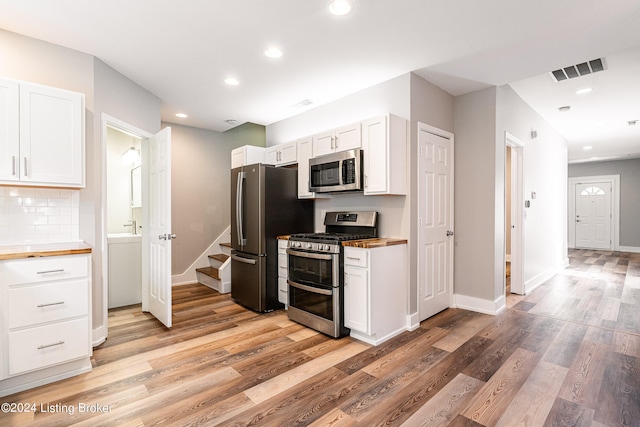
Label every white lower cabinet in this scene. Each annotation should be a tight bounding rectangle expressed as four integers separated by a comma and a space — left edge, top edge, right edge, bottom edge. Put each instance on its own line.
344, 244, 407, 345
277, 239, 289, 305
0, 253, 92, 397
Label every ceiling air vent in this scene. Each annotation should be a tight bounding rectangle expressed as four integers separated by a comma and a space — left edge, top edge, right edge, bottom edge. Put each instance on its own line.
550, 58, 607, 82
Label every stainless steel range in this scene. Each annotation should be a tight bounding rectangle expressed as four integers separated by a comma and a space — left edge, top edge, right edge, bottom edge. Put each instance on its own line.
286, 211, 378, 337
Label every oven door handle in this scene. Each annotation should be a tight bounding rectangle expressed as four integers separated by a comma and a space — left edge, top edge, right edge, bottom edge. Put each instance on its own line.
288, 280, 333, 296
286, 248, 334, 260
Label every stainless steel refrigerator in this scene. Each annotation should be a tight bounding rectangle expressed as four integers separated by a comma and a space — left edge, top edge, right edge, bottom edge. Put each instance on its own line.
231, 163, 314, 312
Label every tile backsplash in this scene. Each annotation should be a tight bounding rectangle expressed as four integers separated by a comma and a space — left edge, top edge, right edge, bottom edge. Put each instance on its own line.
0, 186, 80, 245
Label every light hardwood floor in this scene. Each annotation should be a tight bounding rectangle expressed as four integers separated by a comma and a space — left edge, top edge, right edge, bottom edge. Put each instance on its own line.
1, 249, 639, 426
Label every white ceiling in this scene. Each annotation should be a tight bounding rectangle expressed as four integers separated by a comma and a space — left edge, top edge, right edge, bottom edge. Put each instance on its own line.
1, 0, 639, 163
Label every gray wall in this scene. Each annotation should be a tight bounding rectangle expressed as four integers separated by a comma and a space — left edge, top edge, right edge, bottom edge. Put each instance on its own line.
166, 122, 265, 274
453, 85, 568, 306
569, 158, 640, 248
453, 87, 498, 301
0, 29, 162, 342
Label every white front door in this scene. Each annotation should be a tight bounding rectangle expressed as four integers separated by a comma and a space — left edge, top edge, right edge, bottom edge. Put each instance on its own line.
418, 123, 454, 321
575, 182, 612, 250
143, 127, 173, 328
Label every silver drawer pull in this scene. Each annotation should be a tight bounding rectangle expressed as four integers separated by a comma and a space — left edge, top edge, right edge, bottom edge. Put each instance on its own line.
36, 269, 65, 275
346, 256, 362, 261
37, 301, 65, 308
37, 341, 65, 350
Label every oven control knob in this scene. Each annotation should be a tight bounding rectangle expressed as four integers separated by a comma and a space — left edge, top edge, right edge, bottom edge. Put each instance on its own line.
306, 243, 313, 249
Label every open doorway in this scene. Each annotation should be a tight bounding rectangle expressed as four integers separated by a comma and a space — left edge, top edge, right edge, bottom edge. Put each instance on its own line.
101, 114, 174, 338
505, 132, 524, 295
106, 125, 142, 309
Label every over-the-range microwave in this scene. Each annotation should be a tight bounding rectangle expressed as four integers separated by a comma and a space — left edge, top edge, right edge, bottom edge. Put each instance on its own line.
309, 148, 363, 193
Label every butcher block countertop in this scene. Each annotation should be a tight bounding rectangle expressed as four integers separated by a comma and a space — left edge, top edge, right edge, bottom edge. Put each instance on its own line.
0, 241, 92, 260
342, 238, 407, 248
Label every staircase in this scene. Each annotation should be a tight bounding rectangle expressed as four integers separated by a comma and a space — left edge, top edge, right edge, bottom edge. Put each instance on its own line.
196, 242, 231, 293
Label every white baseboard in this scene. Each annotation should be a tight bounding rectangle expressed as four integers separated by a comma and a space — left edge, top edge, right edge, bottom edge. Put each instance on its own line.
172, 226, 231, 286
524, 266, 561, 294
92, 324, 107, 347
453, 293, 506, 315
0, 358, 92, 398
349, 326, 407, 346
619, 246, 640, 253
406, 312, 420, 331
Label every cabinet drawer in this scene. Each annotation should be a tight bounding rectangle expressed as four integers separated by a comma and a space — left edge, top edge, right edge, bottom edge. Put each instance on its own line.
4, 255, 89, 286
278, 277, 288, 305
8, 279, 89, 329
8, 317, 89, 376
278, 253, 288, 277
344, 248, 368, 268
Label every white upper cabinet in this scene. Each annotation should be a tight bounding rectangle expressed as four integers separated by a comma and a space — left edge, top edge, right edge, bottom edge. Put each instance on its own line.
0, 78, 19, 182
362, 114, 407, 195
231, 145, 265, 169
0, 78, 85, 188
296, 137, 329, 199
312, 122, 361, 157
265, 141, 297, 166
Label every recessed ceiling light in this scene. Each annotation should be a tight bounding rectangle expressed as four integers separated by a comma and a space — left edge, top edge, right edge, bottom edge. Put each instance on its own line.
558, 106, 571, 112
575, 87, 592, 95
583, 146, 593, 150
328, 0, 352, 16
175, 113, 188, 118
293, 99, 314, 108
264, 47, 283, 58
224, 77, 239, 86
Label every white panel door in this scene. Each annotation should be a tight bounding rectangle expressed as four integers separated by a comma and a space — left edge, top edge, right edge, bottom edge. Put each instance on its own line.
418, 124, 453, 321
145, 127, 173, 328
575, 182, 611, 250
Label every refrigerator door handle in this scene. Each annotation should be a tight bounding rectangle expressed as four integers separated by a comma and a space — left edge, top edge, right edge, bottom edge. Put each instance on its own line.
231, 254, 257, 265
236, 171, 247, 246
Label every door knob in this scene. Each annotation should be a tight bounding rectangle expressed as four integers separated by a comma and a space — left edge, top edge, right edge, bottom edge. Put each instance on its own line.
159, 234, 177, 240
446, 230, 454, 236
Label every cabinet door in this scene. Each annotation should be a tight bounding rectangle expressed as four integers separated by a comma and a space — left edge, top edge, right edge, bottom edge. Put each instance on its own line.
334, 123, 361, 152
19, 83, 85, 187
297, 138, 314, 198
0, 78, 20, 182
279, 142, 297, 164
362, 116, 388, 194
231, 147, 244, 168
312, 131, 335, 157
265, 146, 279, 165
344, 265, 369, 334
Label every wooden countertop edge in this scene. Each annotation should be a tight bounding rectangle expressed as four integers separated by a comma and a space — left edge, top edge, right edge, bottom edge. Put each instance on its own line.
342, 238, 408, 248
0, 244, 92, 260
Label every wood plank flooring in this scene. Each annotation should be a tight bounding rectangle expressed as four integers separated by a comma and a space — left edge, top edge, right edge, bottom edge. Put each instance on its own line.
2, 248, 639, 426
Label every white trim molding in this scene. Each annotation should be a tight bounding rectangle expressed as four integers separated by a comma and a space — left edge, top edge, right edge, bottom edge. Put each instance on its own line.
453, 293, 506, 316
619, 246, 640, 254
